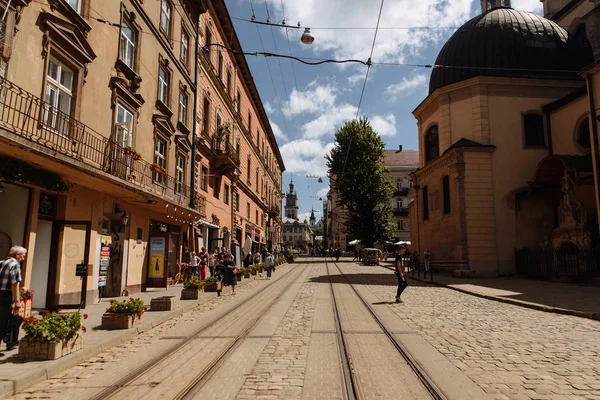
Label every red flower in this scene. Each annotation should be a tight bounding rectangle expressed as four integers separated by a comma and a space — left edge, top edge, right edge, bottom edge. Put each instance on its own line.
23, 318, 29, 324
129, 297, 134, 301
123, 299, 127, 303
33, 320, 39, 325
82, 326, 87, 333
83, 314, 88, 319
108, 307, 115, 312
136, 312, 142, 317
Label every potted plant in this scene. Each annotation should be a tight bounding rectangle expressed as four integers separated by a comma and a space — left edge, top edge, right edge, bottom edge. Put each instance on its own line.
181, 279, 202, 300
19, 288, 34, 319
237, 268, 245, 281
257, 263, 265, 273
251, 266, 258, 276
244, 268, 251, 279
19, 311, 87, 360
124, 146, 142, 160
204, 276, 219, 292
101, 298, 146, 330
150, 163, 166, 175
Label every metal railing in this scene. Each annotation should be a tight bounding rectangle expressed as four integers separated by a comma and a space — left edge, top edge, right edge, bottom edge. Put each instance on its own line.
211, 137, 240, 165
394, 188, 410, 196
0, 76, 206, 216
515, 246, 600, 281
393, 207, 409, 216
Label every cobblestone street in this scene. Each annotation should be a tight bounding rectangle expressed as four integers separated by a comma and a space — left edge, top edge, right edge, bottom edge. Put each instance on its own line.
7, 258, 600, 400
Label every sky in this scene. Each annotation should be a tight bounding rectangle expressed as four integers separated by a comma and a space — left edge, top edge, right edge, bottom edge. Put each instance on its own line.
226, 0, 544, 222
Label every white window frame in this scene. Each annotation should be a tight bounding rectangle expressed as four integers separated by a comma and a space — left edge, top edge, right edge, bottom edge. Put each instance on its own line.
115, 104, 134, 148
66, 0, 81, 14
154, 138, 167, 184
158, 66, 169, 104
181, 30, 189, 66
200, 165, 208, 191
176, 154, 185, 194
44, 58, 74, 135
119, 21, 136, 70
160, 0, 171, 36
179, 91, 188, 125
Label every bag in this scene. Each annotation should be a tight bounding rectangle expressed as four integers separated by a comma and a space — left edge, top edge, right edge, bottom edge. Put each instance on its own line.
232, 268, 239, 275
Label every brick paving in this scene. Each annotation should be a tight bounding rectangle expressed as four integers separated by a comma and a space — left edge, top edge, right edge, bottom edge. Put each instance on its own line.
343, 261, 600, 400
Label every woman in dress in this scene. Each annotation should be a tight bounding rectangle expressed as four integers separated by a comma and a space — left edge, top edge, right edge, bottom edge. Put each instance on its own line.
221, 253, 238, 295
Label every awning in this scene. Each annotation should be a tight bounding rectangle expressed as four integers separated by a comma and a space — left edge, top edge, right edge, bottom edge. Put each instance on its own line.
196, 219, 220, 229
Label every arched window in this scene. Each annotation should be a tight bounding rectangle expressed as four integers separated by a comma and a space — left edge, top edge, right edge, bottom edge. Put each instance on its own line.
576, 116, 591, 150
425, 126, 439, 163
523, 113, 545, 147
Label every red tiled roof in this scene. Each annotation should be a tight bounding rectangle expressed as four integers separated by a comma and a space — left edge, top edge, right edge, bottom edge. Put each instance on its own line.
384, 150, 419, 166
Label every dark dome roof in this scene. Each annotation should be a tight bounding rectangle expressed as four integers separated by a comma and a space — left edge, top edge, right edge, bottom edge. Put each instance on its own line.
429, 7, 593, 94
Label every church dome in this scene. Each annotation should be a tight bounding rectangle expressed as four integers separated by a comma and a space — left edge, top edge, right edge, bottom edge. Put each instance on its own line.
429, 7, 593, 94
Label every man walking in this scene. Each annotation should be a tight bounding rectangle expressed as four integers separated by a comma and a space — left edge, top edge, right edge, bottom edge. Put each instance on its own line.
395, 247, 408, 303
265, 252, 275, 280
0, 246, 25, 350
424, 249, 431, 278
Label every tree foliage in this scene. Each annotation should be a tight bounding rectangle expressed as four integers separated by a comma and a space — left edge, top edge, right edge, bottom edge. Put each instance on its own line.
326, 118, 395, 247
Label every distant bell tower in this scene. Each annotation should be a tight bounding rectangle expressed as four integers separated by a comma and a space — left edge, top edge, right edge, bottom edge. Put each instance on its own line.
309, 208, 316, 226
481, 0, 511, 12
284, 178, 299, 220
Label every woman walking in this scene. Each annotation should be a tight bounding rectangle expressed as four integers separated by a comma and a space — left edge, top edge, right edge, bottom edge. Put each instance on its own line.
189, 252, 199, 279
199, 247, 208, 280
221, 254, 238, 295
265, 252, 274, 280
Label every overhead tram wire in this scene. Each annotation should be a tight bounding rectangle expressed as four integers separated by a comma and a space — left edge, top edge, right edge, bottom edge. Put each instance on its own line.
341, 0, 386, 179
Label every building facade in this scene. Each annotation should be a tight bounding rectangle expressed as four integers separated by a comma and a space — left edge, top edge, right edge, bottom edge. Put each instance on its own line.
326, 188, 348, 251
0, 0, 283, 309
281, 180, 314, 249
410, 0, 600, 277
385, 150, 418, 242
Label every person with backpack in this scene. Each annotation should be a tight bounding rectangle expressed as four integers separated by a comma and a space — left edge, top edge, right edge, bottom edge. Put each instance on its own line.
395, 247, 408, 303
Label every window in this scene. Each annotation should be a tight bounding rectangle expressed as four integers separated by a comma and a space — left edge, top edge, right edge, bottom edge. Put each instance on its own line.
247, 202, 251, 219
66, 0, 81, 13
247, 158, 251, 183
396, 200, 402, 209
423, 186, 429, 220
179, 91, 188, 125
217, 51, 224, 80
176, 154, 185, 194
397, 221, 402, 231
158, 65, 169, 105
226, 69, 232, 96
248, 111, 252, 133
236, 90, 241, 114
200, 165, 208, 191
204, 25, 212, 63
523, 113, 545, 147
45, 58, 74, 134
119, 22, 136, 70
114, 104, 134, 148
215, 112, 222, 136
160, 0, 171, 36
404, 220, 410, 230
576, 116, 591, 150
256, 168, 259, 189
425, 125, 439, 162
154, 138, 167, 184
203, 97, 211, 134
442, 175, 451, 214
181, 30, 189, 66
224, 184, 230, 205
235, 192, 240, 211
256, 210, 259, 224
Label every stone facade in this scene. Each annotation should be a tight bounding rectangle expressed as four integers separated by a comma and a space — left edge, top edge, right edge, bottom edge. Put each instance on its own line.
384, 150, 418, 243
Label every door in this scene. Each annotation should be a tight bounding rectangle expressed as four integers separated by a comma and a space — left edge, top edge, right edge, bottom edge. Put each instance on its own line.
48, 221, 91, 309
30, 219, 53, 309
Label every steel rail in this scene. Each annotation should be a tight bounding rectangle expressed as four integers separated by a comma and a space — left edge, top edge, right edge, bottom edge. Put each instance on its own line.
329, 260, 447, 400
90, 263, 305, 400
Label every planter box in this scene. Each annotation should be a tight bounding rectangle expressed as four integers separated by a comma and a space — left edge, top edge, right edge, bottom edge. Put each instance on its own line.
150, 296, 179, 311
102, 313, 142, 330
18, 334, 82, 361
18, 298, 33, 319
181, 288, 201, 300
251, 270, 257, 276
244, 273, 251, 279
204, 282, 219, 292
236, 274, 243, 281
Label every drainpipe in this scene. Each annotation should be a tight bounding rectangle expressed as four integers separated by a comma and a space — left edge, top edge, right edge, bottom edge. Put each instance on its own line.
586, 74, 600, 229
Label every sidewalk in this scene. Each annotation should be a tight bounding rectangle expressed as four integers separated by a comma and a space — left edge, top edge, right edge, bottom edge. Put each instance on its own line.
380, 262, 600, 321
0, 274, 261, 398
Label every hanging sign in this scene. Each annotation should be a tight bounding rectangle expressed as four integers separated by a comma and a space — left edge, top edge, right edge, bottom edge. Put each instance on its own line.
98, 235, 112, 287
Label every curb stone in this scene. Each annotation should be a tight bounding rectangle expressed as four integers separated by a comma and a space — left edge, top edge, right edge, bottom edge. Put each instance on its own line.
379, 265, 600, 321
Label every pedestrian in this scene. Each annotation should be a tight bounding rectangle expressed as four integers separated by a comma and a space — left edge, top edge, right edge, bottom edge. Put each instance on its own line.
0, 246, 25, 351
334, 248, 340, 262
209, 248, 218, 277
221, 254, 238, 295
265, 252, 275, 280
199, 247, 208, 280
214, 256, 227, 295
189, 252, 199, 279
394, 247, 408, 303
412, 251, 420, 274
261, 245, 267, 263
352, 249, 358, 261
218, 246, 226, 261
424, 248, 431, 278
253, 250, 261, 265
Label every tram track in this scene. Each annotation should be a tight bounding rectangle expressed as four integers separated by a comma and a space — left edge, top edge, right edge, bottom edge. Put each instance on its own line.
90, 261, 307, 400
326, 259, 447, 400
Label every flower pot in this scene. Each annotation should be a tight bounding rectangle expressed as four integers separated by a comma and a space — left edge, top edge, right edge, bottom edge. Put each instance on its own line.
251, 270, 257, 276
124, 148, 133, 157
244, 273, 251, 279
101, 313, 142, 330
132, 154, 142, 161
151, 165, 165, 174
204, 282, 219, 292
150, 296, 179, 311
181, 288, 201, 300
18, 333, 82, 361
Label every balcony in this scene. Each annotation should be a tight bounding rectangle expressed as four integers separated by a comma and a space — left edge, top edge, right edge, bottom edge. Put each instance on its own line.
394, 187, 410, 196
211, 137, 240, 175
393, 207, 409, 216
268, 205, 280, 218
0, 76, 206, 217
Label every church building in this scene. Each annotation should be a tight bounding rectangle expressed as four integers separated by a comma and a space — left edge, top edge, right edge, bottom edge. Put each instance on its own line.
410, 0, 600, 278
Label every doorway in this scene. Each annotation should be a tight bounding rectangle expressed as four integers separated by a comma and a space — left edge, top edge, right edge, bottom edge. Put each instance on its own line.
30, 219, 53, 309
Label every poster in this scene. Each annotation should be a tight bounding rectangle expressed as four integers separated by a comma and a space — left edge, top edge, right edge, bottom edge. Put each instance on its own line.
149, 237, 166, 279
98, 235, 112, 287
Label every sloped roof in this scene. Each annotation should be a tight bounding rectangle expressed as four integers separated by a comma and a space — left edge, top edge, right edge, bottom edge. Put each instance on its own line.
384, 150, 419, 167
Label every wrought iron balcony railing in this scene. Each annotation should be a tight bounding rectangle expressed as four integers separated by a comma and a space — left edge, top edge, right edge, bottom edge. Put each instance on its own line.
211, 137, 240, 165
394, 187, 410, 196
393, 207, 409, 216
0, 76, 206, 216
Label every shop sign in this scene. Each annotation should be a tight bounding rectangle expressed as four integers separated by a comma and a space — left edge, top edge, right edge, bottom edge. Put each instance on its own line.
149, 237, 166, 280
98, 235, 112, 287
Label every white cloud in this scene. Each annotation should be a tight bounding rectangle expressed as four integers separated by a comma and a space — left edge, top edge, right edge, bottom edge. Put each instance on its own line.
281, 84, 337, 118
279, 139, 335, 175
264, 101, 275, 114
317, 186, 329, 199
269, 119, 287, 140
385, 73, 427, 102
266, 0, 473, 63
511, 0, 543, 13
370, 114, 397, 137
302, 103, 357, 139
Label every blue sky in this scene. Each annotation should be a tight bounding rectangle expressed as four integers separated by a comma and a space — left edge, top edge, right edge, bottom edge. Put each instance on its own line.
226, 0, 543, 222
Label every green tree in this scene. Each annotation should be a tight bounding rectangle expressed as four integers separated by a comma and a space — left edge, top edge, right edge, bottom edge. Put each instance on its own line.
326, 118, 395, 247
